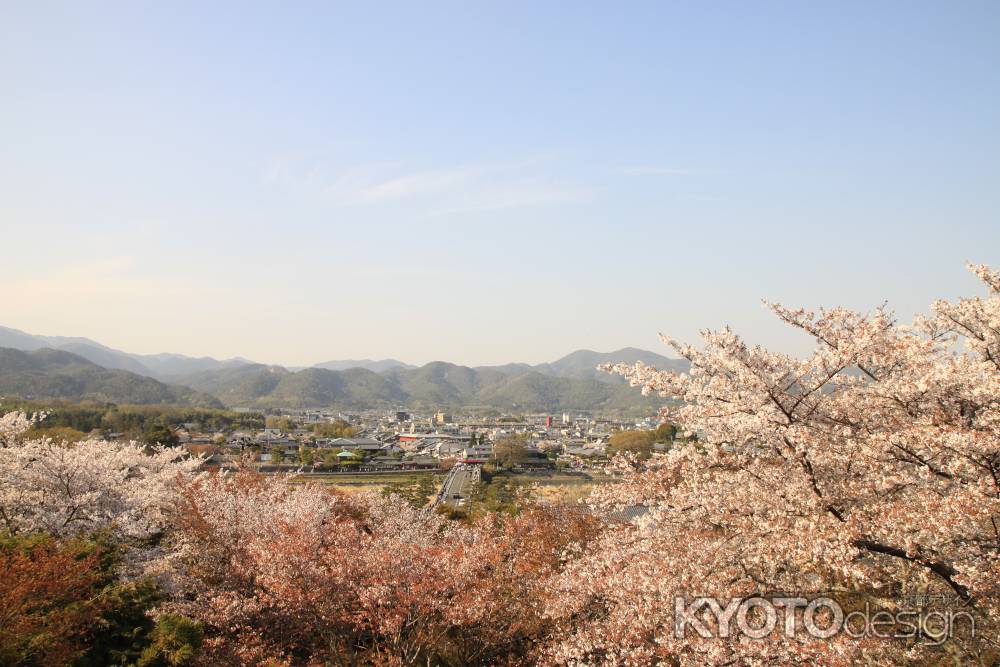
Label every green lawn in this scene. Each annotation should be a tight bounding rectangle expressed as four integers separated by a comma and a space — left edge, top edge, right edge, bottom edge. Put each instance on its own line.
291, 471, 444, 487
507, 471, 615, 486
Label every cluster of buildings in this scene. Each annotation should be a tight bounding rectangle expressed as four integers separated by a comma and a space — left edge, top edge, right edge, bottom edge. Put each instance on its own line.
178, 408, 663, 473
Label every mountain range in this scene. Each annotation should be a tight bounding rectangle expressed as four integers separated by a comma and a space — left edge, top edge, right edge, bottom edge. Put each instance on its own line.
312, 358, 416, 373
0, 347, 223, 408
0, 325, 688, 413
0, 326, 252, 380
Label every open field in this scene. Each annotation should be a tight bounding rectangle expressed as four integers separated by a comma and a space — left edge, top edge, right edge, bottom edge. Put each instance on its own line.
290, 471, 446, 495
508, 471, 614, 485
501, 470, 617, 504
286, 468, 615, 503
287, 468, 615, 504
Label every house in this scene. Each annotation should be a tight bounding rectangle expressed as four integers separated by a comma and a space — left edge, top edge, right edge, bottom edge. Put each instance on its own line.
327, 437, 383, 452
369, 456, 403, 468
462, 443, 493, 462
400, 456, 440, 470
429, 440, 467, 459
564, 445, 607, 460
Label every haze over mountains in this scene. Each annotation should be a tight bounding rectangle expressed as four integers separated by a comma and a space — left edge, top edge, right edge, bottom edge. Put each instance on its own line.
0, 326, 253, 379
312, 359, 416, 373
0, 347, 223, 408
0, 325, 688, 413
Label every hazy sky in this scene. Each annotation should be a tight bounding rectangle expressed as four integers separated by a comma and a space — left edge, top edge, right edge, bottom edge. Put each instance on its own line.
2, 2, 998, 367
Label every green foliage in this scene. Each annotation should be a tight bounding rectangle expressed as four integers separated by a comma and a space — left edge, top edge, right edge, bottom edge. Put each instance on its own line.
607, 429, 656, 459
6, 400, 264, 440
654, 422, 677, 442
0, 531, 185, 667
270, 446, 285, 464
72, 533, 171, 667
435, 505, 469, 521
468, 476, 528, 516
136, 614, 203, 667
381, 475, 437, 509
26, 425, 88, 442
607, 423, 680, 459
76, 578, 165, 667
493, 436, 529, 469
311, 420, 357, 438
265, 415, 297, 431
143, 422, 179, 447
298, 445, 314, 466
0, 533, 100, 665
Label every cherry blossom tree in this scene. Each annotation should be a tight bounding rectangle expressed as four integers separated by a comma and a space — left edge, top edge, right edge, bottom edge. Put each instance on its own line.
543, 264, 1000, 665
7, 265, 997, 666
0, 411, 36, 447
160, 470, 596, 665
0, 412, 202, 539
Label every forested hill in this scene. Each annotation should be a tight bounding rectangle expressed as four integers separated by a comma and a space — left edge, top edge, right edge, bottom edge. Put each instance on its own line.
0, 332, 690, 413
0, 347, 223, 408
171, 349, 688, 413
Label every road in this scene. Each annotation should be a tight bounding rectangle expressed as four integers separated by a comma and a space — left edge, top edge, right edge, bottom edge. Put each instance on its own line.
436, 464, 480, 509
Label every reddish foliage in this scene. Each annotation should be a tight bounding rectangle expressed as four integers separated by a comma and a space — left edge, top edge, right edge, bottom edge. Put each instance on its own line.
162, 471, 597, 666
0, 538, 103, 666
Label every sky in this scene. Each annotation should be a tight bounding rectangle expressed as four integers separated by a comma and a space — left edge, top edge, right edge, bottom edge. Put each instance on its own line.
1, 1, 998, 367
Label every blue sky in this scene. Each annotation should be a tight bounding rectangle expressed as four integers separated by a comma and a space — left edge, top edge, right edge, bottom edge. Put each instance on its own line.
1, 1, 998, 366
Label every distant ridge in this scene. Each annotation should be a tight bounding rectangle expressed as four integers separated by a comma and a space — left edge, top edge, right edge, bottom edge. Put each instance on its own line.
171, 349, 688, 413
0, 325, 253, 381
0, 347, 223, 407
312, 358, 416, 373
169, 361, 670, 413
530, 347, 689, 382
0, 325, 689, 413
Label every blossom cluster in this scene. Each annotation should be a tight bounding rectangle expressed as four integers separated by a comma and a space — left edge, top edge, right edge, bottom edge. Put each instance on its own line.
549, 264, 1000, 665
2, 263, 998, 665
0, 413, 201, 539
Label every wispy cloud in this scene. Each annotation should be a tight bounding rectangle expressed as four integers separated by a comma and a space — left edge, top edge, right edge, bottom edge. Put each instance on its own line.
352, 165, 480, 203
416, 179, 592, 220
619, 166, 726, 176
259, 157, 593, 216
